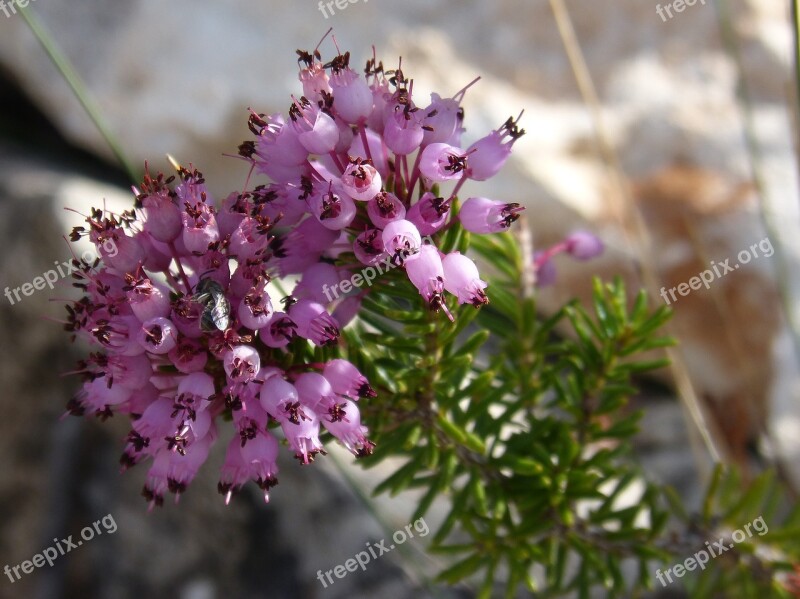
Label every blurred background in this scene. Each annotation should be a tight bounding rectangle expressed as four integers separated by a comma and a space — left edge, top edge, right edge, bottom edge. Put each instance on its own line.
0, 0, 797, 597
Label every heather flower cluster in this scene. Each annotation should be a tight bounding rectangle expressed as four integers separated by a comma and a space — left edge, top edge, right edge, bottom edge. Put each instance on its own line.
60, 37, 527, 508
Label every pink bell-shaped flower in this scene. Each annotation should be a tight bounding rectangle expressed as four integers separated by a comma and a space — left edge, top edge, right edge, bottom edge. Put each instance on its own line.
407, 193, 451, 236
367, 192, 406, 228
405, 244, 449, 318
323, 359, 376, 399
289, 97, 340, 155
330, 60, 374, 124
466, 113, 525, 181
289, 299, 340, 346
382, 219, 422, 263
136, 317, 178, 355
442, 252, 489, 307
419, 143, 469, 182
321, 400, 374, 457
223, 345, 261, 384
340, 158, 382, 202
459, 197, 524, 234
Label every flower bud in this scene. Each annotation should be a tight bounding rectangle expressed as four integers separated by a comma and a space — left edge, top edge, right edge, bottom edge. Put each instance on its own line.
565, 230, 604, 260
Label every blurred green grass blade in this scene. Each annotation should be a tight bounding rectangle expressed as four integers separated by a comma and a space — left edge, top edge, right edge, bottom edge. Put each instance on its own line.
18, 5, 139, 182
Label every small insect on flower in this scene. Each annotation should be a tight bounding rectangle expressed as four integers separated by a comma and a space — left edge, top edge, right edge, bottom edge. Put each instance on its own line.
192, 277, 231, 332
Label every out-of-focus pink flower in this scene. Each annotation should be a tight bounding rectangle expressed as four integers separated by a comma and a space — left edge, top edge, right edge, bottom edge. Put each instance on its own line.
533, 251, 558, 287
295, 263, 342, 305
565, 230, 604, 260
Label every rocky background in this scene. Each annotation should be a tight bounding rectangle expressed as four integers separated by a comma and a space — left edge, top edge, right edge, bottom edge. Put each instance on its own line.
0, 1, 797, 597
